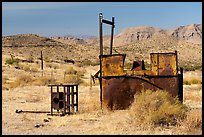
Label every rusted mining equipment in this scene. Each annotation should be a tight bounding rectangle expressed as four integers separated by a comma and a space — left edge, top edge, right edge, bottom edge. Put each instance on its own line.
49, 84, 79, 116
16, 84, 79, 116
95, 13, 183, 110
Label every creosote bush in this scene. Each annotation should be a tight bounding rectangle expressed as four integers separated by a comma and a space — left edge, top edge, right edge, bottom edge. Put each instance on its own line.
5, 58, 20, 65
183, 78, 202, 85
129, 90, 188, 127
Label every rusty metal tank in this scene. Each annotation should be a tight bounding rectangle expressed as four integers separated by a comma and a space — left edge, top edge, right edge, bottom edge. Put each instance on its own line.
96, 13, 183, 110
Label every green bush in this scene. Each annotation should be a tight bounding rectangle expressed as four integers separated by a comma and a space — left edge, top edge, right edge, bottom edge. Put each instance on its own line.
5, 58, 20, 65
180, 65, 202, 71
183, 78, 202, 85
129, 90, 188, 127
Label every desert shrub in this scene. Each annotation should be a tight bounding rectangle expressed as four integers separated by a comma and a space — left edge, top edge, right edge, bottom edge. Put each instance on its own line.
176, 109, 202, 134
9, 74, 34, 88
76, 68, 86, 77
63, 74, 84, 84
2, 76, 10, 90
78, 59, 100, 67
27, 55, 34, 62
32, 76, 56, 86
2, 76, 9, 84
129, 90, 188, 127
90, 60, 100, 66
183, 78, 202, 85
44, 57, 51, 62
5, 58, 20, 65
184, 110, 202, 129
64, 66, 77, 75
80, 59, 92, 66
181, 65, 202, 71
19, 63, 30, 71
46, 62, 52, 68
52, 63, 59, 69
30, 67, 38, 72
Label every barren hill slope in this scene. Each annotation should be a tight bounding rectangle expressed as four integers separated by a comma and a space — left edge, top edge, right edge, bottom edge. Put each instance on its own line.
2, 34, 66, 47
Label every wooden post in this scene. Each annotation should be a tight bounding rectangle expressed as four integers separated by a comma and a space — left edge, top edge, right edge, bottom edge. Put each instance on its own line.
41, 51, 44, 77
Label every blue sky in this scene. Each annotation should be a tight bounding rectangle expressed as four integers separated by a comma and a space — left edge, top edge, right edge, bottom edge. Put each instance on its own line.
2, 2, 202, 37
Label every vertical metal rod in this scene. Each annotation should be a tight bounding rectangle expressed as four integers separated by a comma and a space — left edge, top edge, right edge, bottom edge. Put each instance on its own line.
67, 86, 70, 114
71, 86, 74, 112
63, 86, 66, 115
99, 13, 103, 110
51, 86, 53, 115
76, 85, 78, 111
57, 86, 59, 112
110, 17, 114, 55
179, 67, 183, 102
99, 13, 103, 55
175, 50, 178, 75
157, 54, 159, 75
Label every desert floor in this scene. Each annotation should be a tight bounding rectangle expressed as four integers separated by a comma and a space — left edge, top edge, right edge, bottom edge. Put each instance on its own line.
2, 56, 202, 135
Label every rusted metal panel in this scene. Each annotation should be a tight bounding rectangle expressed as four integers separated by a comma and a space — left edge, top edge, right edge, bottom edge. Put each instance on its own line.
101, 54, 126, 77
150, 52, 177, 76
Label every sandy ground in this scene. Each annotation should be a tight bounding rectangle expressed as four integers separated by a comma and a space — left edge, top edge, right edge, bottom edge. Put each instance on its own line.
2, 53, 202, 135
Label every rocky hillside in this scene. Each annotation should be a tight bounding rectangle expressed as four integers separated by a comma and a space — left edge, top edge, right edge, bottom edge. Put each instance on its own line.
50, 36, 88, 45
87, 24, 202, 47
2, 34, 66, 47
167, 24, 202, 44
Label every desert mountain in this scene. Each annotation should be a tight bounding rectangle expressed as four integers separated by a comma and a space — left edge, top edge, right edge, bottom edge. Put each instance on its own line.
2, 24, 202, 68
87, 24, 202, 46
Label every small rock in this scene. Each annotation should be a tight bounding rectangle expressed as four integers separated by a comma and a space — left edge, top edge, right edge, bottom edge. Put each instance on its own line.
43, 118, 49, 122
35, 123, 44, 128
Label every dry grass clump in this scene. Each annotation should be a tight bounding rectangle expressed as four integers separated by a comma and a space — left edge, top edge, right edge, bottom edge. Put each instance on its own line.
175, 109, 202, 135
32, 76, 57, 86
18, 63, 30, 71
8, 75, 57, 88
183, 77, 202, 85
64, 66, 77, 75
63, 74, 84, 85
129, 90, 188, 127
45, 62, 59, 69
183, 86, 202, 102
2, 76, 9, 84
63, 66, 86, 84
2, 76, 10, 90
46, 62, 53, 68
9, 74, 34, 88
